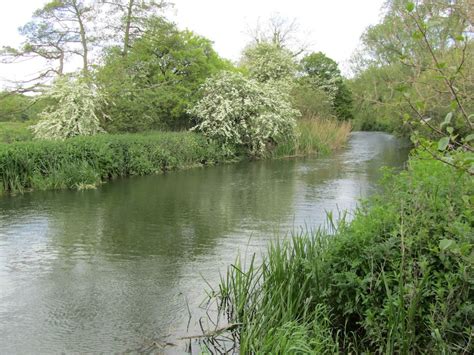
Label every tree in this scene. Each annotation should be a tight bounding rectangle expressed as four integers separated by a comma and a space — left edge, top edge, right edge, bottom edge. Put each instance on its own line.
300, 52, 353, 120
189, 71, 300, 157
32, 76, 108, 140
247, 14, 310, 57
98, 0, 172, 57
96, 17, 230, 132
241, 42, 296, 87
350, 0, 473, 173
1, 0, 95, 91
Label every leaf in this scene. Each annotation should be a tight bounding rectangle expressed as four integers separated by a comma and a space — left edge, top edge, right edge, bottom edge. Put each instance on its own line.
464, 134, 474, 142
438, 137, 449, 151
439, 239, 456, 251
406, 2, 415, 12
446, 126, 453, 135
442, 112, 453, 126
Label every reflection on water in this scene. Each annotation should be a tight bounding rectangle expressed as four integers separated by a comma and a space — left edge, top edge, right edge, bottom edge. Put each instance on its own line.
0, 132, 409, 353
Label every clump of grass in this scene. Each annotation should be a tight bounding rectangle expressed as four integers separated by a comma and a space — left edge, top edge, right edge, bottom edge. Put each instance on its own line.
0, 131, 228, 194
274, 116, 352, 158
204, 151, 473, 353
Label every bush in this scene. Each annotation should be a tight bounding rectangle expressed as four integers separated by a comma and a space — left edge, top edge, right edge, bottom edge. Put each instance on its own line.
0, 131, 227, 193
189, 71, 300, 157
32, 76, 107, 140
207, 151, 473, 353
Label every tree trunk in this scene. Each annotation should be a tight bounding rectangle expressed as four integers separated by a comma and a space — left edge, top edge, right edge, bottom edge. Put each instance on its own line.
123, 0, 134, 57
72, 0, 89, 76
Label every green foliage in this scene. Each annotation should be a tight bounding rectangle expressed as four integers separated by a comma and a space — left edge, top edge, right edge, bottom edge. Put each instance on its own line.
0, 92, 46, 122
290, 82, 335, 119
189, 71, 300, 157
0, 131, 226, 194
0, 122, 33, 144
207, 152, 473, 353
300, 52, 353, 120
31, 76, 108, 140
97, 17, 230, 132
351, 0, 473, 137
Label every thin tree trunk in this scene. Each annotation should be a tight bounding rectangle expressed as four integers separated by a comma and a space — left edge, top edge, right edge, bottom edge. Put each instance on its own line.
72, 0, 89, 76
123, 0, 134, 57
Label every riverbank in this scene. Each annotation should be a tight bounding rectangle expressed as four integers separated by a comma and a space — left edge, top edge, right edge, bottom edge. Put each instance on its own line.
206, 151, 473, 353
0, 131, 226, 194
0, 119, 351, 195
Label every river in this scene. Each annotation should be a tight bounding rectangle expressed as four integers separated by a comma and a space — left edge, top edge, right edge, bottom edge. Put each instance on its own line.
0, 132, 409, 353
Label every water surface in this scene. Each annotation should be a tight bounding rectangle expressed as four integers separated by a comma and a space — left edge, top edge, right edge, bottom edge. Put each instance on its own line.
0, 132, 409, 353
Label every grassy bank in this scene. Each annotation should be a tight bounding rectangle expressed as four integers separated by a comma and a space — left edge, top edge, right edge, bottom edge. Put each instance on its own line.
206, 152, 473, 353
0, 121, 33, 144
273, 118, 352, 158
0, 131, 226, 194
0, 118, 351, 195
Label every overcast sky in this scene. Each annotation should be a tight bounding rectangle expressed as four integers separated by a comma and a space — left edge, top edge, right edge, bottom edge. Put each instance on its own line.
0, 0, 385, 87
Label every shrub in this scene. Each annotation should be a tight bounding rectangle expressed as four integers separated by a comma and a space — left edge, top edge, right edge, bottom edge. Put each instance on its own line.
189, 71, 300, 157
31, 76, 108, 140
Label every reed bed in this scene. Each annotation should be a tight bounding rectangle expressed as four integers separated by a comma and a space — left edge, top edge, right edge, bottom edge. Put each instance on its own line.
273, 117, 352, 158
0, 131, 226, 194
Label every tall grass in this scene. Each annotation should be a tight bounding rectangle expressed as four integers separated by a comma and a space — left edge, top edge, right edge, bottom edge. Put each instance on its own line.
274, 117, 352, 158
0, 131, 227, 194
204, 151, 474, 353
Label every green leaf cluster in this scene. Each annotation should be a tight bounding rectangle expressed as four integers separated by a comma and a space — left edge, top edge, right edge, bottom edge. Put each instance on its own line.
96, 17, 231, 132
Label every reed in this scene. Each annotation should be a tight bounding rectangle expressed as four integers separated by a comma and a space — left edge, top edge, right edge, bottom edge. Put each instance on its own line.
273, 116, 352, 158
0, 131, 227, 194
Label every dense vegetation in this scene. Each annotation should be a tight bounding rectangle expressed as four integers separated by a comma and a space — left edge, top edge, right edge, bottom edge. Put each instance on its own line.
0, 1, 354, 193
1, 1, 471, 352
200, 0, 473, 353
0, 131, 225, 194
349, 0, 473, 137
207, 150, 473, 353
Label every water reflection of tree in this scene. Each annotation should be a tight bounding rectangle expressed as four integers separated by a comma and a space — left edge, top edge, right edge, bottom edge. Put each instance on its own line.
27, 159, 296, 259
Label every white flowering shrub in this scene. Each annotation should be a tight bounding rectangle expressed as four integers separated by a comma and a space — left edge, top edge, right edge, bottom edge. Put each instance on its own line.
32, 76, 108, 140
242, 42, 296, 88
189, 71, 300, 157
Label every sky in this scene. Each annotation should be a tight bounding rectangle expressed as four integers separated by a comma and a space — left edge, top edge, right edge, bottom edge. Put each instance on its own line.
0, 0, 385, 87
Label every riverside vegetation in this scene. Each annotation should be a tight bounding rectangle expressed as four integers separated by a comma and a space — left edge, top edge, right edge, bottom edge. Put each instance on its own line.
0, 120, 351, 194
199, 0, 474, 354
0, 3, 353, 195
0, 0, 472, 354
205, 151, 473, 354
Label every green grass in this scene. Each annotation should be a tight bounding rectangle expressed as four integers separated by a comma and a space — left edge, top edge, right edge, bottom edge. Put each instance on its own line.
205, 151, 474, 353
0, 121, 33, 144
0, 131, 227, 194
